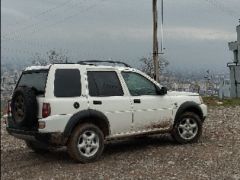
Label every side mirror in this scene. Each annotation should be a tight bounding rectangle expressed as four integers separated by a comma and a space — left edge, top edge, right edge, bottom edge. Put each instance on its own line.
156, 86, 167, 95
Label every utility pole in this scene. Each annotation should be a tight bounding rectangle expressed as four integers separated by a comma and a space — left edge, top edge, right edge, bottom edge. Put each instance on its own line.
152, 0, 160, 82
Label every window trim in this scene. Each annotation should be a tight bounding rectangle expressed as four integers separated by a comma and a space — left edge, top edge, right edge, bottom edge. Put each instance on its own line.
54, 68, 82, 98
87, 70, 124, 97
121, 71, 158, 96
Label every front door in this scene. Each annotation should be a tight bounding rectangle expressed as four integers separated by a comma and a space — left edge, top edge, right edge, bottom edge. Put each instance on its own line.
121, 71, 173, 132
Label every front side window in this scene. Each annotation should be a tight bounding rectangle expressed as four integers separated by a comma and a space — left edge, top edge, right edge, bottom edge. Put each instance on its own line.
87, 71, 123, 97
122, 72, 157, 96
54, 69, 81, 97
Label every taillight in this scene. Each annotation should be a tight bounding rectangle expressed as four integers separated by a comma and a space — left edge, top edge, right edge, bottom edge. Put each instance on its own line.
42, 103, 51, 118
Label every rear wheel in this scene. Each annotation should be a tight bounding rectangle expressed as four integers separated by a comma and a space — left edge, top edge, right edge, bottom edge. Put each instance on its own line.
25, 140, 49, 154
171, 112, 202, 144
67, 123, 104, 163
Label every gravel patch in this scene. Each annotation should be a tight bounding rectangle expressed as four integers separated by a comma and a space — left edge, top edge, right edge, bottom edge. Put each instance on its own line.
1, 106, 240, 180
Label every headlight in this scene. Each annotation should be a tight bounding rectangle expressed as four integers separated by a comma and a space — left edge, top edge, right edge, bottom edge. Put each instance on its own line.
199, 96, 204, 104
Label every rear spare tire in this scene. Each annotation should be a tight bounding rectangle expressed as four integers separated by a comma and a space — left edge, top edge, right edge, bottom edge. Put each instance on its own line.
11, 86, 38, 128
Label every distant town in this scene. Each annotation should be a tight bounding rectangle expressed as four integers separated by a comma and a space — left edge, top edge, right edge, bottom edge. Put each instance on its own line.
1, 60, 230, 113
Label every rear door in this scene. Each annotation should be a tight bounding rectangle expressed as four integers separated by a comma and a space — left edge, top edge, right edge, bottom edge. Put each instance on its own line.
87, 69, 132, 135
44, 65, 88, 117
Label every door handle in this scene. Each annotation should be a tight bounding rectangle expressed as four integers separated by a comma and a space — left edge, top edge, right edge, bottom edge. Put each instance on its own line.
93, 100, 102, 105
134, 99, 141, 103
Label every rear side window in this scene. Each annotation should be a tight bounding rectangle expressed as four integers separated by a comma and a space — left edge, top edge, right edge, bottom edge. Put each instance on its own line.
87, 71, 123, 96
54, 69, 81, 97
17, 70, 48, 95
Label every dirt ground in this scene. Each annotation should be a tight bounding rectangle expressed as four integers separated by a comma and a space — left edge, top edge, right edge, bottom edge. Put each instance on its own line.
1, 106, 240, 180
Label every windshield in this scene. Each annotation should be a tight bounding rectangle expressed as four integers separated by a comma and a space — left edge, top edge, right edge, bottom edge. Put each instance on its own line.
17, 70, 48, 95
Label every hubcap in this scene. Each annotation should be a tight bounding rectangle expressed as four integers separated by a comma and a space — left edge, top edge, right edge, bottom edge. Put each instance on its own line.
178, 118, 198, 140
14, 95, 25, 122
78, 130, 99, 158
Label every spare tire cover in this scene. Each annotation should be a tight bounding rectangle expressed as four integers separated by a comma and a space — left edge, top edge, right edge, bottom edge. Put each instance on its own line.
11, 87, 38, 127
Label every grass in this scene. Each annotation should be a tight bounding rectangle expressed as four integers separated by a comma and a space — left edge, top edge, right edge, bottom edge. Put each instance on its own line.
203, 96, 240, 107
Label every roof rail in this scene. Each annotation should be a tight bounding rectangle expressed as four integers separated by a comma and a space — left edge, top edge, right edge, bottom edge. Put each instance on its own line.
52, 62, 75, 64
78, 60, 131, 68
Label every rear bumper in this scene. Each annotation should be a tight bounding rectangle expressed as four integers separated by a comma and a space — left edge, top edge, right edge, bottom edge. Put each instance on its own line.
6, 127, 66, 145
7, 127, 50, 142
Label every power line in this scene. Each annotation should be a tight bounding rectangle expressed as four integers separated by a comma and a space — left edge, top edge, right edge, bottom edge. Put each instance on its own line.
2, 47, 41, 55
2, 39, 50, 49
32, 0, 77, 18
2, 0, 108, 42
2, 0, 87, 40
2, 2, 106, 43
203, 0, 239, 18
4, 0, 76, 28
1, 47, 74, 60
2, 0, 136, 62
3, 0, 109, 43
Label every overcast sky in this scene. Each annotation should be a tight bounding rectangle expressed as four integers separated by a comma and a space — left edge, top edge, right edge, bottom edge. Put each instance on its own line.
1, 0, 240, 72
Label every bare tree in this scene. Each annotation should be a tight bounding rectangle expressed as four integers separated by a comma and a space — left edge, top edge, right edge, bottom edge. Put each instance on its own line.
31, 53, 47, 66
47, 50, 67, 64
139, 56, 169, 78
140, 57, 154, 77
31, 49, 68, 65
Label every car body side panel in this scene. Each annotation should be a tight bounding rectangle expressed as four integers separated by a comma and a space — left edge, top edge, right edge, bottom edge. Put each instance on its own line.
130, 95, 174, 131
171, 97, 207, 122
38, 114, 72, 133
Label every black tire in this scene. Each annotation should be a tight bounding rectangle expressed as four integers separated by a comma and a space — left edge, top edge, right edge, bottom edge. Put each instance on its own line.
25, 140, 49, 154
67, 123, 104, 163
11, 87, 38, 128
171, 112, 202, 144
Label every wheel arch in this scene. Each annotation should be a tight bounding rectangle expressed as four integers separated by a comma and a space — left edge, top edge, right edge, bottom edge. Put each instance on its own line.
63, 109, 110, 139
174, 101, 204, 124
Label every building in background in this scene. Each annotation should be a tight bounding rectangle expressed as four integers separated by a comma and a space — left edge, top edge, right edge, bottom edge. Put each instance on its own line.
218, 79, 231, 99
228, 22, 240, 98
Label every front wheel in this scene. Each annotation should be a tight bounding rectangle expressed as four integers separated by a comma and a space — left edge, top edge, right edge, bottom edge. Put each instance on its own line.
67, 123, 104, 163
171, 112, 202, 144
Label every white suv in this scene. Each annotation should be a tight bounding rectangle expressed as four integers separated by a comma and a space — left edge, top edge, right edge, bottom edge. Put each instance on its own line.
6, 60, 207, 163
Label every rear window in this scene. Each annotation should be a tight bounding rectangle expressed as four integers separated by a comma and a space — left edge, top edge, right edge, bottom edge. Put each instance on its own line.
54, 69, 81, 97
17, 70, 48, 95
